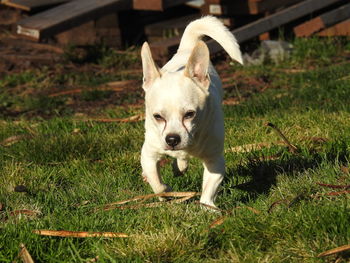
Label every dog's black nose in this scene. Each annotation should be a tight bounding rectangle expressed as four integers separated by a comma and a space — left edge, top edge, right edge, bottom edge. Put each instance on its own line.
165, 134, 181, 147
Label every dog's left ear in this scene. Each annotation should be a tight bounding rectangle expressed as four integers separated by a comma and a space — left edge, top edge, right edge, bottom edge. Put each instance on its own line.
141, 42, 161, 91
184, 41, 210, 88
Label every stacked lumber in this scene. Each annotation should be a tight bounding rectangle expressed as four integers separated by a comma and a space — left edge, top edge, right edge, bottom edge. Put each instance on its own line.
1, 0, 198, 47
0, 0, 349, 61
294, 2, 350, 37
147, 0, 350, 63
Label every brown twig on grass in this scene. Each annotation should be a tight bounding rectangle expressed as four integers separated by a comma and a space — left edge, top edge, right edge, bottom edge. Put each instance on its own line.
85, 114, 145, 123
318, 244, 350, 257
97, 192, 199, 211
265, 122, 298, 153
316, 182, 350, 189
32, 230, 128, 238
1, 134, 34, 147
18, 244, 34, 263
48, 80, 140, 97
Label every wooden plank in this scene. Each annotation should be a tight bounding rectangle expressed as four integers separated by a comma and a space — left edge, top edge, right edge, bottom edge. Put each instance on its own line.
203, 0, 302, 15
317, 19, 350, 36
294, 3, 350, 37
133, 0, 189, 10
16, 0, 131, 41
1, 0, 70, 12
151, 0, 343, 62
55, 13, 121, 47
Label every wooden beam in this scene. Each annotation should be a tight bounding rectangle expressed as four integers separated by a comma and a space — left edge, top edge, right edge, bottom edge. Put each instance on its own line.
151, 0, 343, 62
294, 3, 350, 37
203, 0, 302, 15
1, 0, 70, 12
317, 19, 350, 36
133, 0, 189, 11
16, 0, 131, 41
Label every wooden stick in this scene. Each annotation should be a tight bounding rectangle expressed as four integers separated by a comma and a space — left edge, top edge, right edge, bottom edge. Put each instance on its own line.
100, 192, 199, 211
33, 230, 128, 238
318, 244, 350, 257
18, 244, 34, 263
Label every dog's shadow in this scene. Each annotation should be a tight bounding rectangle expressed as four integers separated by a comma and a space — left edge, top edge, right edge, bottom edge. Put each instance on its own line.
223, 142, 349, 204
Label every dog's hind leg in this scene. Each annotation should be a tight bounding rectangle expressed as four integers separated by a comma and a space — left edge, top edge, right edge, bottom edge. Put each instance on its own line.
172, 158, 188, 177
141, 145, 171, 196
199, 155, 225, 208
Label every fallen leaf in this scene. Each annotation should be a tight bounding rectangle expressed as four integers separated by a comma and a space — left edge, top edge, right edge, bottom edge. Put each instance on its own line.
33, 230, 128, 238
18, 243, 34, 263
340, 166, 349, 174
209, 215, 227, 229
318, 244, 350, 257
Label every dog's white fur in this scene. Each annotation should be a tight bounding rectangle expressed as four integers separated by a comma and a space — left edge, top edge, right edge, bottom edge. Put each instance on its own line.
140, 16, 242, 207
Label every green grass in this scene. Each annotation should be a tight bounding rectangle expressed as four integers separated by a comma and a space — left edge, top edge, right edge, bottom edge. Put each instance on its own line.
1, 37, 350, 262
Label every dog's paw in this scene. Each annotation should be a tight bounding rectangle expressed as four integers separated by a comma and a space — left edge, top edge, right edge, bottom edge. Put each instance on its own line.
172, 159, 188, 177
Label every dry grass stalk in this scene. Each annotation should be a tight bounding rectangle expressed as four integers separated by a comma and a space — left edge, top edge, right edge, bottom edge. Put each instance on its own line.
318, 244, 350, 257
10, 209, 38, 217
227, 142, 272, 153
316, 182, 350, 189
32, 230, 128, 238
99, 192, 199, 211
49, 80, 139, 97
265, 122, 298, 153
18, 243, 34, 263
1, 134, 34, 147
268, 199, 289, 213
86, 114, 145, 123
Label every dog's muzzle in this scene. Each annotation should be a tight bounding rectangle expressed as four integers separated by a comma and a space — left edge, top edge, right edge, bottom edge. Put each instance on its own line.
165, 134, 181, 150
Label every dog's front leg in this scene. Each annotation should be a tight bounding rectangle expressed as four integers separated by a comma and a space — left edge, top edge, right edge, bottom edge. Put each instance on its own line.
141, 145, 171, 194
200, 156, 225, 207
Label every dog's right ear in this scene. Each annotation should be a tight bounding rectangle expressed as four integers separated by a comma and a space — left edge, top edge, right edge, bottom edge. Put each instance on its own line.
141, 42, 161, 91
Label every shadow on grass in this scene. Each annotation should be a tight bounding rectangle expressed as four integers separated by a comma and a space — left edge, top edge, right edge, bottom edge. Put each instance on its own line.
224, 140, 349, 204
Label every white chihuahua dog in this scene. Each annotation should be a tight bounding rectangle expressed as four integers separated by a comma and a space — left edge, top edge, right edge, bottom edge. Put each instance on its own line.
140, 16, 243, 208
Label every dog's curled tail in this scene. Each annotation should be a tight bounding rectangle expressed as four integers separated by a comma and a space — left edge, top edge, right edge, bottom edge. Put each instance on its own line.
178, 16, 243, 65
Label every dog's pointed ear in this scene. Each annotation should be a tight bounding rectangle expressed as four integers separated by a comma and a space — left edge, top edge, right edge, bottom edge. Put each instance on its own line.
141, 42, 161, 91
184, 41, 210, 88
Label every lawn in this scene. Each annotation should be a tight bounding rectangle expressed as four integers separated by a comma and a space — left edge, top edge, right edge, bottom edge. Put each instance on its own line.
0, 37, 350, 262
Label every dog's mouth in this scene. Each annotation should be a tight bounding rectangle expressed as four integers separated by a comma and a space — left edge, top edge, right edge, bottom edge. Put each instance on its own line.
166, 146, 179, 151
165, 145, 185, 151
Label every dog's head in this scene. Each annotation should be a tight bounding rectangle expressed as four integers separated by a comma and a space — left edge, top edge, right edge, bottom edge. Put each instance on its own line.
141, 41, 212, 151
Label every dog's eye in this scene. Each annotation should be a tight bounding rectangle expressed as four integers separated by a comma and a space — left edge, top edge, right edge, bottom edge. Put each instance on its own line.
184, 111, 196, 119
153, 114, 164, 121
